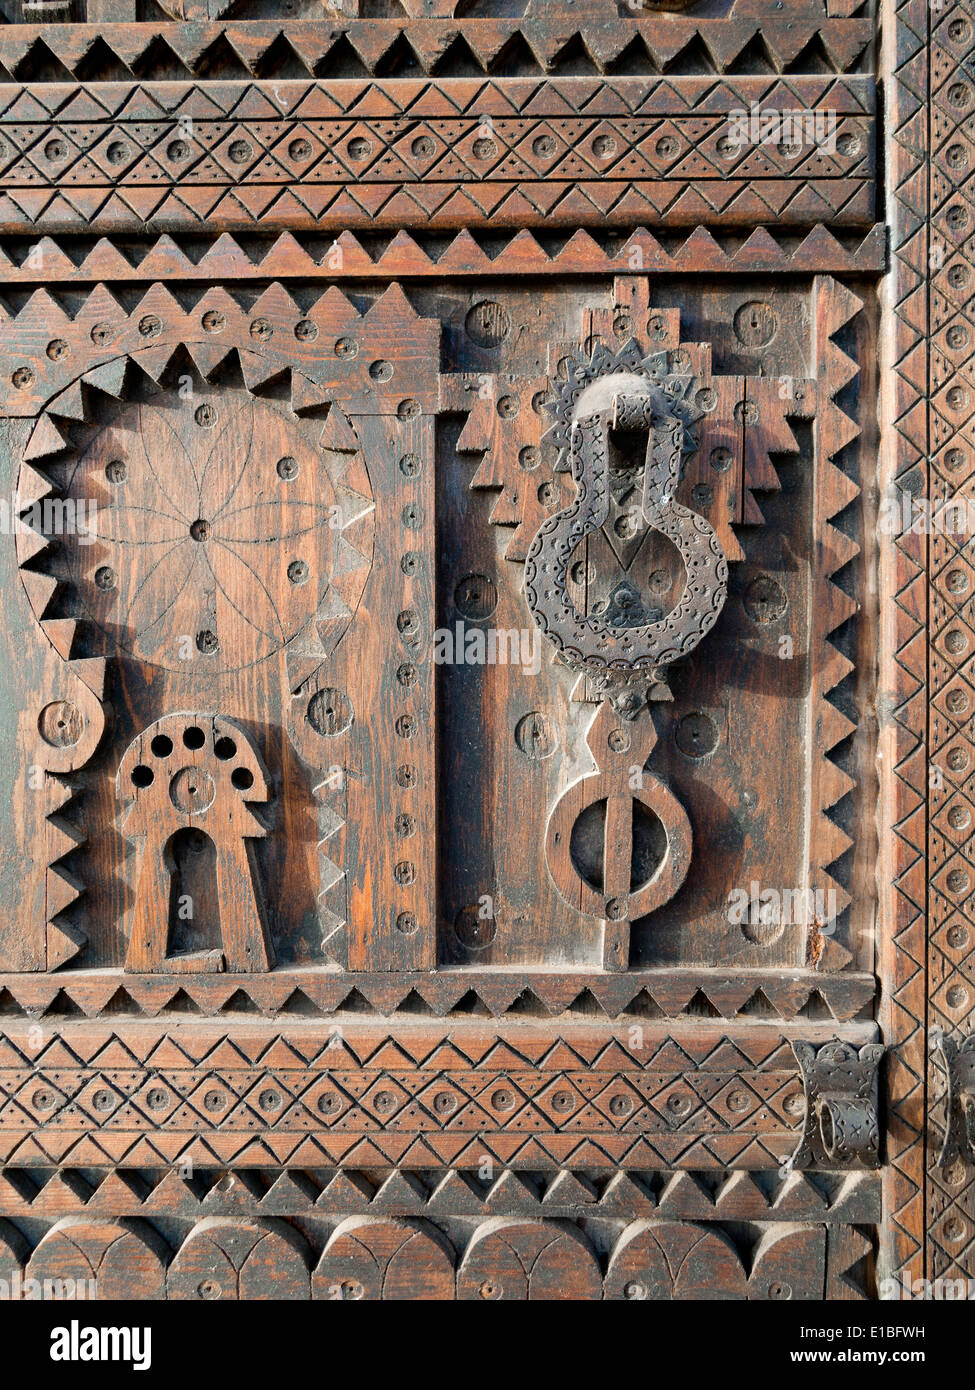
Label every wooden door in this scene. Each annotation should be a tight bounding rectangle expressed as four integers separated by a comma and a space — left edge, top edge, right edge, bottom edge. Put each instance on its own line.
0, 0, 958, 1303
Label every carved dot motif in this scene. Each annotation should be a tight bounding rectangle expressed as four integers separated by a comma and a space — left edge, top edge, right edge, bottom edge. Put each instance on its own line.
946, 869, 971, 895
227, 139, 253, 163
38, 701, 83, 749
948, 804, 972, 832
948, 748, 970, 772
944, 629, 968, 655
307, 688, 353, 737
472, 137, 497, 159
744, 574, 788, 625
11, 367, 33, 388
167, 139, 190, 162
46, 339, 69, 361
455, 905, 496, 950
454, 573, 498, 621
396, 913, 418, 935
288, 138, 313, 162
294, 319, 318, 342
676, 711, 719, 758
733, 301, 778, 348
202, 310, 225, 334
947, 689, 970, 714
287, 559, 309, 586
94, 565, 117, 590
348, 137, 372, 160
515, 712, 558, 760
334, 336, 358, 359
250, 317, 273, 342
465, 300, 511, 347
169, 767, 216, 815
369, 359, 393, 382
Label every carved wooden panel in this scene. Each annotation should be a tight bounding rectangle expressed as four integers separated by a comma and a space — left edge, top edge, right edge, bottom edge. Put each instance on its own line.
0, 0, 953, 1303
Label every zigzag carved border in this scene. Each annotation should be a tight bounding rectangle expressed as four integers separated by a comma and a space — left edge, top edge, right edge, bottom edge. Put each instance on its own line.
0, 223, 888, 284
0, 20, 876, 83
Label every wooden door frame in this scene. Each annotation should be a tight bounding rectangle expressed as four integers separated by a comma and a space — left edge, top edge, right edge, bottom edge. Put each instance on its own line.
880, 0, 975, 1293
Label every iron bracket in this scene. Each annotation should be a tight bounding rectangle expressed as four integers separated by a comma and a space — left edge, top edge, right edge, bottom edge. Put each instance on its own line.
787, 1039, 884, 1171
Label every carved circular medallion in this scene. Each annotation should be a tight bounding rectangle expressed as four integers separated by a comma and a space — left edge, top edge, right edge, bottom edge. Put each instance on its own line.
18, 365, 374, 677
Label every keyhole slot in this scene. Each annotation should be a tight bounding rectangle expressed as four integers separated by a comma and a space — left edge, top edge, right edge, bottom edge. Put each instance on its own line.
164, 828, 220, 959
